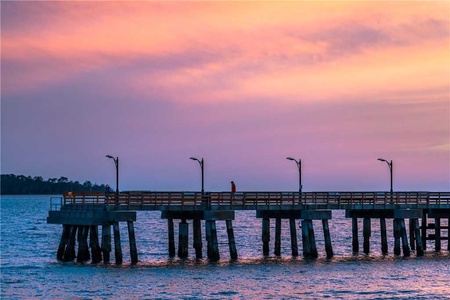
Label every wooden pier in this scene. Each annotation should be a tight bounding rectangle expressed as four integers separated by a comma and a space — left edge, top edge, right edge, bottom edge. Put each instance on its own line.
47, 191, 450, 264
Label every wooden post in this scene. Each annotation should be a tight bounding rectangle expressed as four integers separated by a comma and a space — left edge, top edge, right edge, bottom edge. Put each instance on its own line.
101, 225, 111, 264
77, 226, 90, 262
274, 218, 282, 256
412, 219, 424, 256
262, 218, 270, 256
380, 218, 388, 255
226, 220, 238, 259
205, 220, 213, 259
167, 219, 175, 257
127, 221, 138, 265
409, 219, 415, 251
308, 220, 318, 258
435, 218, 441, 252
363, 218, 371, 254
301, 220, 311, 258
57, 225, 70, 261
113, 222, 123, 264
90, 226, 102, 264
64, 225, 77, 262
421, 211, 427, 250
193, 219, 202, 259
289, 218, 298, 256
399, 219, 410, 257
352, 218, 359, 252
322, 219, 333, 258
178, 220, 189, 259
210, 220, 220, 261
393, 219, 401, 255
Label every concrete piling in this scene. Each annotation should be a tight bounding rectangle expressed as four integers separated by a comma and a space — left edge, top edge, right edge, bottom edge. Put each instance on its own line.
90, 226, 102, 264
308, 220, 318, 258
363, 218, 371, 254
193, 219, 203, 259
380, 218, 388, 255
289, 218, 298, 256
411, 218, 424, 256
393, 219, 401, 255
101, 225, 111, 263
167, 219, 176, 257
322, 219, 333, 258
352, 218, 359, 252
435, 218, 441, 252
274, 218, 282, 256
178, 220, 189, 259
127, 221, 138, 264
57, 225, 70, 261
64, 225, 77, 262
226, 220, 238, 260
113, 222, 123, 264
210, 220, 220, 261
301, 220, 311, 258
399, 219, 410, 257
262, 218, 270, 256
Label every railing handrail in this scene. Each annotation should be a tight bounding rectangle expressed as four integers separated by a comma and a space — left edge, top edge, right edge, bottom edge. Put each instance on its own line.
55, 191, 450, 211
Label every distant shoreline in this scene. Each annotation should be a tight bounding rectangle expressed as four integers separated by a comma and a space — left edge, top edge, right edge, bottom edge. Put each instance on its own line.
1, 174, 106, 195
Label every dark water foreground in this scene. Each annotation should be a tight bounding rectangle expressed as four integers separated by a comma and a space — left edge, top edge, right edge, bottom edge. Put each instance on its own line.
1, 196, 449, 299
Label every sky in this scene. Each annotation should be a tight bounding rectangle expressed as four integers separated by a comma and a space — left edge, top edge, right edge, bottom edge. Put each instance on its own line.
1, 1, 449, 192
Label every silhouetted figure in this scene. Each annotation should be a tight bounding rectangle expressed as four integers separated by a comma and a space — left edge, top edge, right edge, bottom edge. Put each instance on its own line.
231, 181, 236, 203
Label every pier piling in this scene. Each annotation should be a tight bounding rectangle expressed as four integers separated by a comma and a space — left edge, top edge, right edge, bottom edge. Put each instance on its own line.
399, 219, 410, 257
411, 219, 424, 256
113, 222, 123, 264
262, 218, 270, 256
127, 221, 138, 264
226, 220, 238, 259
301, 220, 311, 258
193, 219, 203, 259
168, 219, 176, 257
274, 218, 282, 256
289, 218, 298, 256
380, 218, 388, 255
435, 218, 441, 252
57, 225, 70, 261
210, 220, 220, 261
90, 226, 102, 263
393, 219, 401, 255
363, 218, 371, 254
322, 219, 333, 258
352, 218, 359, 252
101, 225, 111, 263
178, 220, 189, 259
64, 225, 77, 262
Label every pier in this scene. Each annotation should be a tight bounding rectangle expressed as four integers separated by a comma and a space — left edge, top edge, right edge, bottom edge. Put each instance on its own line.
47, 191, 450, 264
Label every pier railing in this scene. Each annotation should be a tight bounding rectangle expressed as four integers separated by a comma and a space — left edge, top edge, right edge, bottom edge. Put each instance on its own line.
54, 191, 450, 211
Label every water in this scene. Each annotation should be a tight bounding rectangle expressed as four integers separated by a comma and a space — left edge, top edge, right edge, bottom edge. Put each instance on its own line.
1, 195, 449, 299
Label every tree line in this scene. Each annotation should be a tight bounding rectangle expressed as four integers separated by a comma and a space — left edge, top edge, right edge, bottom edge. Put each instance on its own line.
0, 174, 106, 195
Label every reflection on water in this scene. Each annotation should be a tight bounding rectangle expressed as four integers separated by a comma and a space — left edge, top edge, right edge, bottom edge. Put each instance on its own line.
1, 196, 449, 299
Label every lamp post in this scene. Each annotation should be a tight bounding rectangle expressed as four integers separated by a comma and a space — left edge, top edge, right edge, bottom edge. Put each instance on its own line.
106, 155, 119, 195
190, 157, 204, 194
286, 157, 302, 193
377, 158, 393, 194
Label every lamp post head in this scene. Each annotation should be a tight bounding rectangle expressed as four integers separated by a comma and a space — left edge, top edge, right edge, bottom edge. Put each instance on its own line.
286, 157, 295, 161
106, 155, 114, 159
190, 157, 198, 162
377, 158, 387, 162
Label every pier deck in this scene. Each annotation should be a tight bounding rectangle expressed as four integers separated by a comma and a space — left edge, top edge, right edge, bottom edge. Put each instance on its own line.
47, 191, 450, 264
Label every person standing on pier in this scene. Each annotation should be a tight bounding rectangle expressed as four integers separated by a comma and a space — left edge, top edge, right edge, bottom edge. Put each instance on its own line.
231, 181, 236, 203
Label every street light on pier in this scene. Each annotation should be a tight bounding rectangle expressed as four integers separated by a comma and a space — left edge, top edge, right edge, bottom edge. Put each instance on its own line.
190, 157, 204, 194
377, 158, 393, 194
106, 155, 119, 196
286, 157, 302, 193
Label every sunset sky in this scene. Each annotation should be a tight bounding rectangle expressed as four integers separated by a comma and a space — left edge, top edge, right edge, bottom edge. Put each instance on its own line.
2, 1, 449, 192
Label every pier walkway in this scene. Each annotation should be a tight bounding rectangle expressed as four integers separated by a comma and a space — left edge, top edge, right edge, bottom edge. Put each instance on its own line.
47, 191, 450, 264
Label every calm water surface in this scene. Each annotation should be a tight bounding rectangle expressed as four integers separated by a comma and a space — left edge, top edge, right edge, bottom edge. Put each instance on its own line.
1, 195, 449, 299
